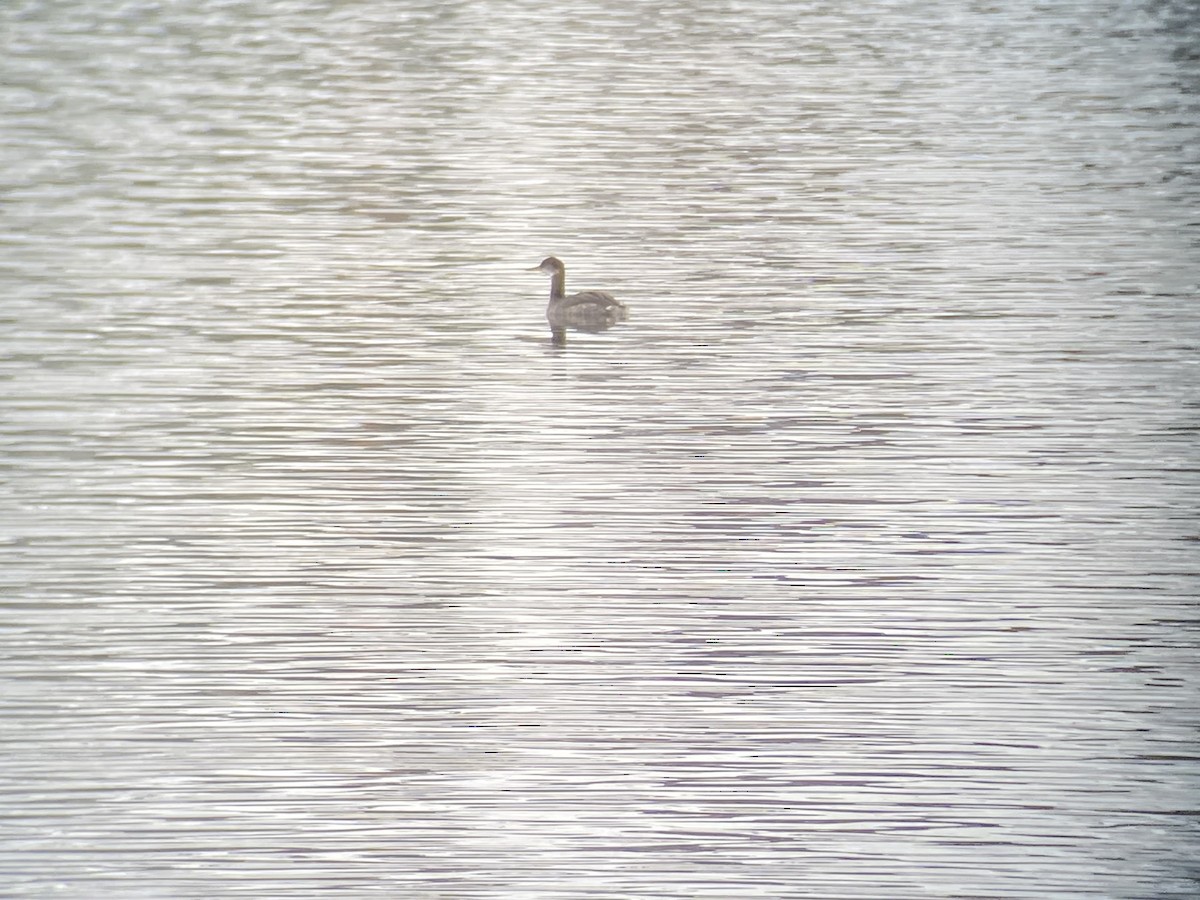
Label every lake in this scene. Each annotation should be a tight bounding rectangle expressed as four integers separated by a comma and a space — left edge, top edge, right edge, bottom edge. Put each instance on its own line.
1, 0, 1198, 897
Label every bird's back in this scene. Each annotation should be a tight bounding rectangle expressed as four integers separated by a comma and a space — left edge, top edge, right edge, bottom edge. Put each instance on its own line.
549, 290, 629, 332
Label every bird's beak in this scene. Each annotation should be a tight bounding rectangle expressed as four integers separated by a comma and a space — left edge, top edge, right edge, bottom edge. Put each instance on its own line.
527, 265, 543, 271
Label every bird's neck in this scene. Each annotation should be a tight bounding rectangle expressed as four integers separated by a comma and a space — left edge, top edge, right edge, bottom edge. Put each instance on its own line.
549, 271, 565, 301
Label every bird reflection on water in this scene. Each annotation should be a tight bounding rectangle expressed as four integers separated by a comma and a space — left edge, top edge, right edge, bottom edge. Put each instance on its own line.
529, 256, 628, 345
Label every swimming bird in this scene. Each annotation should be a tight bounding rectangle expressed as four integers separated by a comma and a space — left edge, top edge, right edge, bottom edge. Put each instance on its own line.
529, 256, 628, 344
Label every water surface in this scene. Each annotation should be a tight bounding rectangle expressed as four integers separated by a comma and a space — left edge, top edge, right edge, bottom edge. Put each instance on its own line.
2, 1, 1198, 897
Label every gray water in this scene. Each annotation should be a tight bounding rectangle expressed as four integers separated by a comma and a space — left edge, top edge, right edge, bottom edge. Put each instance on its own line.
2, 1, 1199, 897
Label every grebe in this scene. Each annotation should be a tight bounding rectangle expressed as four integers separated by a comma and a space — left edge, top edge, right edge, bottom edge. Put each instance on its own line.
529, 257, 628, 343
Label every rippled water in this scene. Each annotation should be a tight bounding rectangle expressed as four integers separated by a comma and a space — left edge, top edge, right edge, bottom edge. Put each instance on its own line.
2, 1, 1199, 897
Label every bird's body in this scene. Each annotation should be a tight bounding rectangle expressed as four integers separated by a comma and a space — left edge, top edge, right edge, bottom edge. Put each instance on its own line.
531, 257, 628, 343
